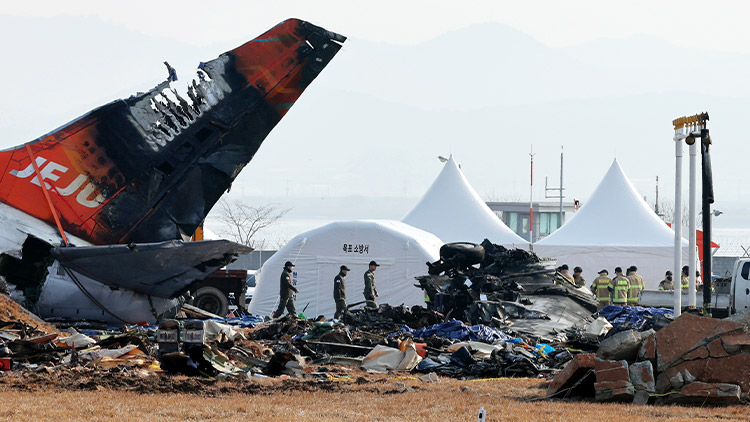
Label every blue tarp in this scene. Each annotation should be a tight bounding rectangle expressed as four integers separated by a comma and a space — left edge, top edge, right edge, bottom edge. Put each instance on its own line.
599, 305, 673, 330
390, 319, 511, 343
222, 315, 265, 327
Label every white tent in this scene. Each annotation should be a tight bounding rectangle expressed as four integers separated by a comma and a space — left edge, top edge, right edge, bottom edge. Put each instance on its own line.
247, 220, 441, 318
402, 156, 528, 247
534, 159, 690, 290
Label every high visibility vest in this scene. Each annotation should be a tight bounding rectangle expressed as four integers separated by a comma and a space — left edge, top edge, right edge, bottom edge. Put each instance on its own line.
627, 274, 644, 302
592, 276, 611, 301
610, 275, 629, 304
681, 275, 689, 290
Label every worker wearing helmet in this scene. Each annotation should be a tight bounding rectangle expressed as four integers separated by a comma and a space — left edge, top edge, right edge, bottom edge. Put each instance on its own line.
681, 266, 690, 290
590, 269, 611, 309
608, 267, 629, 306
573, 266, 586, 288
626, 265, 645, 306
659, 271, 675, 290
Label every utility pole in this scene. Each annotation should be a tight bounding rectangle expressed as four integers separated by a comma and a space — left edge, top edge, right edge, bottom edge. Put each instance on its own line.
688, 127, 698, 308
529, 145, 535, 246
655, 176, 660, 216
672, 112, 711, 316
559, 146, 564, 225
672, 123, 685, 317
545, 146, 565, 229
700, 124, 714, 315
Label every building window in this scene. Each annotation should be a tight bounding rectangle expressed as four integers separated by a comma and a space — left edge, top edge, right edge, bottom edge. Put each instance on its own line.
521, 216, 529, 234
539, 213, 550, 235
550, 213, 560, 231
509, 212, 518, 233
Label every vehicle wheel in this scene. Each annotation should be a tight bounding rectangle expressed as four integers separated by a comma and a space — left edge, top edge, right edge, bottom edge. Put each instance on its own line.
194, 286, 229, 316
440, 242, 485, 266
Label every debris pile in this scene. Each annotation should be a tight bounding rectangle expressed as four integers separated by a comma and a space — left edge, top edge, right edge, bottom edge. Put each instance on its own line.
1, 303, 580, 387
7, 237, 745, 408
417, 240, 598, 343
342, 304, 445, 335
547, 311, 750, 405
0, 319, 157, 373
1, 241, 600, 387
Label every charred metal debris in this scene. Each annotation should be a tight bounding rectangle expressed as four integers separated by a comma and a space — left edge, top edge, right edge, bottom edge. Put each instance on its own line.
1, 240, 602, 384
417, 240, 599, 343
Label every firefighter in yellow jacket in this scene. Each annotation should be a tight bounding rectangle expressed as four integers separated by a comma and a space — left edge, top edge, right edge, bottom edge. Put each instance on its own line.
608, 267, 629, 306
558, 264, 575, 285
626, 265, 645, 306
590, 269, 611, 309
658, 271, 675, 290
681, 266, 690, 290
573, 266, 586, 288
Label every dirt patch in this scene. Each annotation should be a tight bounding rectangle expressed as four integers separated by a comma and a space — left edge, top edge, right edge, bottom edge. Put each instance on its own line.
0, 294, 60, 335
0, 368, 419, 397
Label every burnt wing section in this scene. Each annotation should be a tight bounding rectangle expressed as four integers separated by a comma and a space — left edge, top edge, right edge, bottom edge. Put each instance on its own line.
50, 239, 252, 298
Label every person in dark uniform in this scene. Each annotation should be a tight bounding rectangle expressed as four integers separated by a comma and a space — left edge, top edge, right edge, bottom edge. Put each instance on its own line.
333, 265, 349, 319
364, 261, 379, 309
273, 261, 298, 318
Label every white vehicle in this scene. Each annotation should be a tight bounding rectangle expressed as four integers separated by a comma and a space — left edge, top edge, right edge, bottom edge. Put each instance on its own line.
638, 258, 750, 317
244, 270, 258, 309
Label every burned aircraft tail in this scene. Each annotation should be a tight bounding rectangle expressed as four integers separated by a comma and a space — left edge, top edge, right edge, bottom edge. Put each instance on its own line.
0, 19, 345, 245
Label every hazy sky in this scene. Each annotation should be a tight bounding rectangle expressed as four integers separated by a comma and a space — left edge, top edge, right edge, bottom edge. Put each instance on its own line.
2, 1, 750, 238
5, 1, 750, 52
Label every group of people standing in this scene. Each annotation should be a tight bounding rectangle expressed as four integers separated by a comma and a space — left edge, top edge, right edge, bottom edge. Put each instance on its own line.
272, 258, 704, 318
589, 266, 646, 309
272, 260, 381, 319
587, 265, 703, 309
554, 263, 646, 309
556, 264, 587, 288
657, 266, 703, 292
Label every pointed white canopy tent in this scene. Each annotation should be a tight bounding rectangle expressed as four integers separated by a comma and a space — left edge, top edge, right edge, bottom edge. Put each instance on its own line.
402, 156, 528, 247
534, 159, 690, 290
248, 220, 441, 318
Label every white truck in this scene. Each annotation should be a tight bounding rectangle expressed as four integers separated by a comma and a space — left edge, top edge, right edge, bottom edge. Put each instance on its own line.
638, 258, 750, 317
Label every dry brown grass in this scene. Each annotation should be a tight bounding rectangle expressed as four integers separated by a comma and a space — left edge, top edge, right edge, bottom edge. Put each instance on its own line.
1, 376, 748, 422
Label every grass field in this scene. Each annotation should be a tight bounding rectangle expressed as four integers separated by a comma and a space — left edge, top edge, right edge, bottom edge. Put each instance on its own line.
1, 375, 747, 421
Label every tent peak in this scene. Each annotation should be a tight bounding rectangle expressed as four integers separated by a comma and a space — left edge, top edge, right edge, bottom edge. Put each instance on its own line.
403, 153, 528, 246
